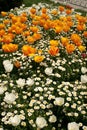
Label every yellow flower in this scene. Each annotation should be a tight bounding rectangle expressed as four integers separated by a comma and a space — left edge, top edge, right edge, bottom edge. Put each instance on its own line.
78, 45, 86, 52
34, 55, 45, 63
50, 40, 59, 46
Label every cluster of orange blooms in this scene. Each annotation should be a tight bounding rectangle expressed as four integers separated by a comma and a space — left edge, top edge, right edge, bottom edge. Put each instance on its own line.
0, 5, 87, 63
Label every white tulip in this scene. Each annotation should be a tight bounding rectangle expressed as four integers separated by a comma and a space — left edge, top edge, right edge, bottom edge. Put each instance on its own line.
81, 67, 87, 74
81, 75, 87, 83
68, 122, 79, 130
26, 78, 34, 86
9, 115, 21, 126
45, 67, 53, 75
3, 60, 13, 73
16, 78, 25, 88
4, 92, 16, 104
54, 97, 64, 106
36, 117, 47, 129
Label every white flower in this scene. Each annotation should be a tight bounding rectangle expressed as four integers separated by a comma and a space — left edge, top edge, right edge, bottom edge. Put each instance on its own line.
9, 115, 21, 126
36, 117, 47, 129
0, 128, 3, 130
54, 97, 64, 106
3, 60, 13, 73
49, 115, 57, 123
26, 78, 34, 86
68, 122, 79, 130
81, 75, 87, 83
4, 92, 16, 104
0, 87, 4, 95
45, 67, 53, 75
81, 67, 87, 74
16, 78, 25, 87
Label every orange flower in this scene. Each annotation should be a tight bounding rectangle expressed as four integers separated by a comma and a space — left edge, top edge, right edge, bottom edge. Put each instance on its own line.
48, 46, 59, 56
1, 11, 7, 16
2, 35, 13, 44
41, 7, 47, 14
27, 36, 35, 44
14, 60, 21, 68
0, 29, 5, 37
20, 16, 27, 23
22, 31, 30, 37
0, 24, 5, 29
83, 31, 87, 37
78, 45, 86, 52
50, 40, 59, 46
66, 44, 75, 54
71, 33, 81, 44
2, 43, 18, 53
22, 45, 36, 56
34, 55, 45, 63
61, 37, 69, 47
3, 19, 10, 25
66, 9, 72, 15
30, 8, 36, 14
55, 26, 63, 34
30, 26, 39, 33
77, 24, 86, 31
63, 25, 70, 32
9, 13, 14, 18
59, 6, 65, 12
33, 33, 42, 40
51, 9, 58, 15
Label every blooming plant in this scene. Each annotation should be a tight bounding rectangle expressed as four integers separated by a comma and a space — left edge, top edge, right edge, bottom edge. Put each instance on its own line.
0, 3, 87, 130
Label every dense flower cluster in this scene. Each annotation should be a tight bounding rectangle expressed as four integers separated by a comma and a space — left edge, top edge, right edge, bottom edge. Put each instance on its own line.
0, 3, 87, 130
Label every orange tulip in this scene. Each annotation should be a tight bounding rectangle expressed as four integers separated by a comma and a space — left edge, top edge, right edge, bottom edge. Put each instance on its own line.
33, 33, 42, 40
77, 24, 86, 31
71, 33, 81, 44
66, 9, 72, 15
61, 37, 70, 47
14, 60, 21, 68
83, 31, 87, 37
2, 43, 18, 53
1, 11, 7, 16
55, 26, 63, 34
66, 44, 75, 54
30, 8, 36, 14
2, 35, 13, 44
78, 45, 86, 52
27, 36, 35, 44
34, 55, 45, 63
48, 46, 59, 56
50, 40, 59, 46
59, 6, 65, 12
0, 24, 5, 29
0, 29, 5, 37
22, 45, 36, 56
51, 9, 58, 15
30, 26, 39, 33
41, 7, 47, 14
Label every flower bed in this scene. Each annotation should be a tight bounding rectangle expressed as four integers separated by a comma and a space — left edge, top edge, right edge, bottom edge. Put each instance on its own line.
0, 3, 87, 130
